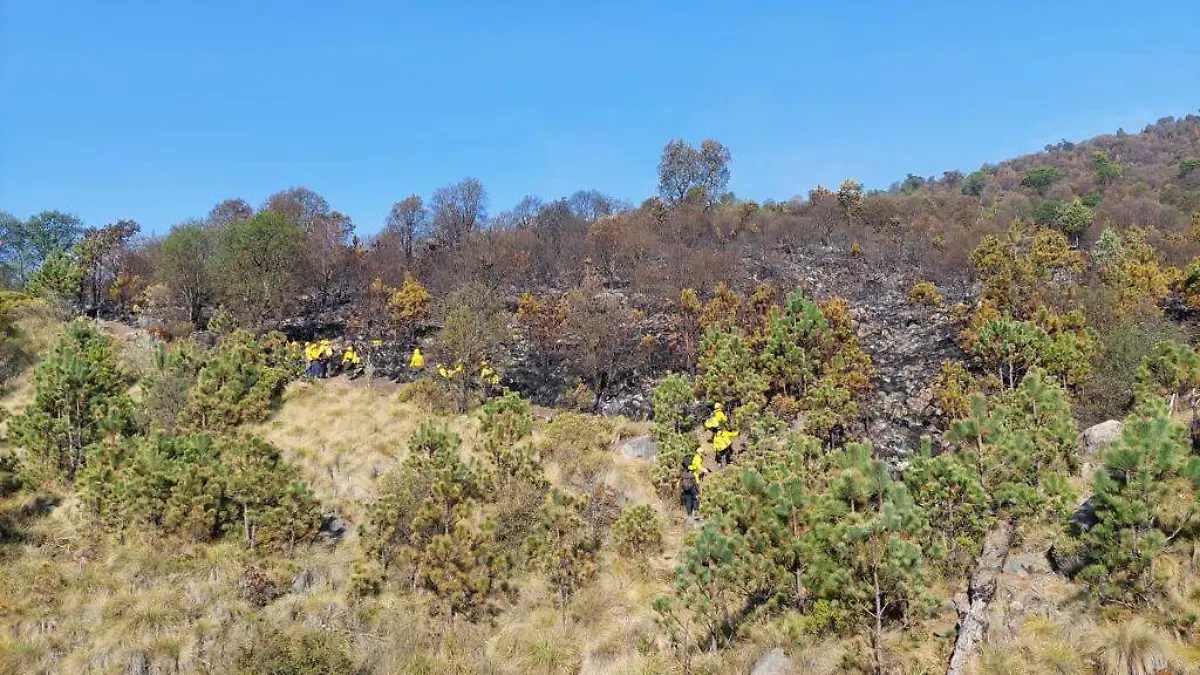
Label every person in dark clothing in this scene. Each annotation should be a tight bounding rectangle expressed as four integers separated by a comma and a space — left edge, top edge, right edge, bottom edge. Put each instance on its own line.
680, 456, 701, 517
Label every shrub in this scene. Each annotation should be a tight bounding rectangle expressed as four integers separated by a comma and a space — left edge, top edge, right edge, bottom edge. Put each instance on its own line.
652, 373, 696, 433
649, 429, 699, 500
611, 504, 663, 558
177, 330, 299, 432
396, 377, 456, 414
233, 628, 355, 675
76, 433, 321, 550
907, 281, 944, 307
931, 361, 976, 420
348, 560, 384, 598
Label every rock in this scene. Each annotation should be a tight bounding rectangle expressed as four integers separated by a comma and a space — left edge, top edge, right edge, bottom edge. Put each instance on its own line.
751, 647, 793, 675
291, 569, 314, 595
618, 435, 658, 460
1082, 420, 1122, 456
319, 512, 353, 544
1003, 551, 1051, 577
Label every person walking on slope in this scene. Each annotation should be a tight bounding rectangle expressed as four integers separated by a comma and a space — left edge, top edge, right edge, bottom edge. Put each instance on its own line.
680, 451, 705, 517
705, 402, 739, 467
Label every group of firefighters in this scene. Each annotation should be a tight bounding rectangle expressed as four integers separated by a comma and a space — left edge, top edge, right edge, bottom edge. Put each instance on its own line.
303, 341, 500, 389
304, 336, 717, 520
680, 402, 740, 518
303, 339, 362, 379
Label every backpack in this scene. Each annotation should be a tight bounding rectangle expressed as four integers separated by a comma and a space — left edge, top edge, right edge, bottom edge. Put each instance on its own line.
680, 470, 698, 492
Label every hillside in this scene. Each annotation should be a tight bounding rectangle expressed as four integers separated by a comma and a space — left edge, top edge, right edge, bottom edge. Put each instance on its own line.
4, 114, 1200, 675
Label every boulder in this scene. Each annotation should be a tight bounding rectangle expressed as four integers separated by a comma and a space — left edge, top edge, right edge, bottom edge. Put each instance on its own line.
319, 512, 353, 544
1082, 420, 1122, 456
618, 435, 658, 461
751, 647, 793, 675
291, 569, 314, 595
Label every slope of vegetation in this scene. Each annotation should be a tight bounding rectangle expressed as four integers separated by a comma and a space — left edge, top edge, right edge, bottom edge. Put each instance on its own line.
4, 114, 1200, 674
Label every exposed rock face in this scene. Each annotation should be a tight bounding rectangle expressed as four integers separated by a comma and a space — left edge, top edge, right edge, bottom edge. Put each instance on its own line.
618, 435, 658, 460
780, 246, 966, 461
750, 647, 793, 675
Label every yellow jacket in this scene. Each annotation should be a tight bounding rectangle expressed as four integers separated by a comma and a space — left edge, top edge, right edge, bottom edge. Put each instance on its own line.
688, 453, 705, 482
409, 348, 425, 368
342, 349, 360, 365
713, 429, 739, 453
704, 407, 728, 430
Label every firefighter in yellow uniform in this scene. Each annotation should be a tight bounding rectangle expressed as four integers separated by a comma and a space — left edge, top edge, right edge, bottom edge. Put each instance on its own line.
681, 451, 705, 516
304, 342, 324, 378
341, 346, 362, 376
704, 403, 739, 467
409, 347, 425, 368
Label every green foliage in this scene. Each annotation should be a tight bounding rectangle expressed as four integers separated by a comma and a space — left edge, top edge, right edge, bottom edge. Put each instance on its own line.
906, 281, 943, 307
479, 392, 547, 560
1074, 402, 1200, 605
25, 248, 83, 313
612, 503, 664, 558
0, 297, 29, 387
948, 369, 1078, 521
961, 170, 988, 198
211, 211, 305, 327
233, 629, 355, 675
665, 434, 825, 647
525, 489, 600, 617
77, 433, 320, 549
158, 221, 215, 326
695, 291, 874, 440
652, 372, 696, 433
1021, 166, 1064, 193
140, 341, 203, 433
1035, 198, 1094, 236
177, 331, 299, 432
801, 444, 930, 669
695, 328, 765, 415
365, 422, 510, 618
1081, 319, 1188, 423
9, 321, 136, 481
904, 439, 989, 574
434, 283, 509, 412
1132, 339, 1200, 410
969, 225, 1082, 316
964, 307, 1096, 390
650, 429, 701, 500
1180, 157, 1200, 179
1092, 150, 1124, 185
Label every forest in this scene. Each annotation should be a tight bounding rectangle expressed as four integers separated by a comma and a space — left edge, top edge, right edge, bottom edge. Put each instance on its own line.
3, 113, 1200, 674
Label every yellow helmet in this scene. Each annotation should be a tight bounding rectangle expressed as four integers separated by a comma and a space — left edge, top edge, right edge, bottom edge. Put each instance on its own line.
714, 402, 723, 410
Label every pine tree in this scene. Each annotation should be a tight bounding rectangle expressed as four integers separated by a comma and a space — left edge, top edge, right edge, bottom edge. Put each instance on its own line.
904, 439, 989, 575
177, 330, 299, 431
801, 445, 930, 675
9, 320, 136, 481
652, 372, 697, 434
947, 369, 1078, 522
1133, 339, 1200, 413
1076, 401, 1200, 605
524, 489, 600, 623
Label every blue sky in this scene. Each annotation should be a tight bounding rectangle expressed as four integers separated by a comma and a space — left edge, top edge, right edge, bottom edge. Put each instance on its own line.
2, 0, 1198, 236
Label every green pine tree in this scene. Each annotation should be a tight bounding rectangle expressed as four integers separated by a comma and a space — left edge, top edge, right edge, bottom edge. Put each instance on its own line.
9, 320, 136, 482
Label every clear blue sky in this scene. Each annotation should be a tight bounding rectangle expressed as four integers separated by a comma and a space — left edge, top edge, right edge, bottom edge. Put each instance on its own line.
2, 0, 1198, 236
